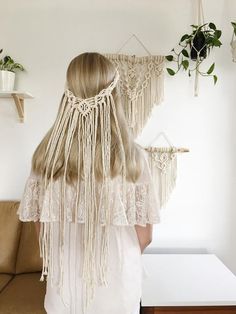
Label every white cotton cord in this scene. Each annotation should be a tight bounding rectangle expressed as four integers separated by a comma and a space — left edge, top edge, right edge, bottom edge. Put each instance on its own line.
104, 54, 165, 137
39, 222, 45, 281
45, 94, 68, 155
194, 0, 205, 97
117, 226, 123, 272
75, 115, 81, 222
116, 34, 152, 56
39, 222, 50, 283
110, 95, 127, 207
44, 103, 71, 189
74, 223, 78, 314
68, 222, 73, 314
43, 105, 72, 233
49, 222, 54, 287
60, 104, 79, 310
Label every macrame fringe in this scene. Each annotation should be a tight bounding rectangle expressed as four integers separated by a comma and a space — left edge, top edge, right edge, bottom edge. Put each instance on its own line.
104, 54, 165, 137
147, 147, 177, 208
39, 71, 126, 314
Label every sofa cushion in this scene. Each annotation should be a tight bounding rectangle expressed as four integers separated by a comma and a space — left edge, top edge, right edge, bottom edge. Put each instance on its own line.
15, 221, 42, 274
0, 202, 22, 273
0, 272, 46, 314
0, 274, 13, 293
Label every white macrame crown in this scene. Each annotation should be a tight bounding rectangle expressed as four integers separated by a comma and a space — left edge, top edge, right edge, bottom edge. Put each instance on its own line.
64, 70, 120, 117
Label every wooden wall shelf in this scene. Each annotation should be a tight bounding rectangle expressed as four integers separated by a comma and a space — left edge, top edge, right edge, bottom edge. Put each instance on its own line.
0, 91, 34, 123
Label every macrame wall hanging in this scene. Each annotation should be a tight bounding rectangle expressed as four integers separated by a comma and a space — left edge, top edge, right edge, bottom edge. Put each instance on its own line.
104, 34, 165, 137
144, 132, 189, 208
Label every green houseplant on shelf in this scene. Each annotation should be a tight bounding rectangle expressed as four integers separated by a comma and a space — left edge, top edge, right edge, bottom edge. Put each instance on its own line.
230, 22, 236, 62
0, 49, 25, 92
165, 22, 222, 96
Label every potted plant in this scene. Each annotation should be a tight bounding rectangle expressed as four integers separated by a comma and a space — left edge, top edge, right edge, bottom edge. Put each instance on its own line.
0, 49, 25, 91
231, 22, 236, 62
165, 22, 222, 95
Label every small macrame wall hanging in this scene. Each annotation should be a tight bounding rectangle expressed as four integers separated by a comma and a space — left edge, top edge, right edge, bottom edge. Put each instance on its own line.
104, 34, 165, 137
144, 132, 189, 208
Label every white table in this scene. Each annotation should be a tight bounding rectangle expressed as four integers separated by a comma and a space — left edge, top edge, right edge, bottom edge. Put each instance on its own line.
141, 254, 236, 313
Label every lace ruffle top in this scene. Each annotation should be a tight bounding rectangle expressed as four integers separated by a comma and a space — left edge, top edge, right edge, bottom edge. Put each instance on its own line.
17, 148, 161, 226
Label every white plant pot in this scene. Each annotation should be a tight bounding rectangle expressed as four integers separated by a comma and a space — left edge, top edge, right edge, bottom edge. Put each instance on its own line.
231, 40, 236, 62
0, 70, 15, 91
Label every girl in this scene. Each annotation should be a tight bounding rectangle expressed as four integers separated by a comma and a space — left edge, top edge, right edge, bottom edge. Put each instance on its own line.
17, 52, 160, 314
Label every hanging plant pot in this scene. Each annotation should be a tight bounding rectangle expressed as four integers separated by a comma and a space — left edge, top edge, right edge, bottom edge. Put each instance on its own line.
190, 30, 207, 60
0, 70, 15, 91
165, 22, 222, 95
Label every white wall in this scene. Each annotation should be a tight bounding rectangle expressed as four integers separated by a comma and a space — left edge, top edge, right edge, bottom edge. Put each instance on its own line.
1, 0, 236, 275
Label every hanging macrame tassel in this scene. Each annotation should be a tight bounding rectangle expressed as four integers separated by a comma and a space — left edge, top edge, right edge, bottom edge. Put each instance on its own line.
194, 65, 199, 97
161, 151, 177, 208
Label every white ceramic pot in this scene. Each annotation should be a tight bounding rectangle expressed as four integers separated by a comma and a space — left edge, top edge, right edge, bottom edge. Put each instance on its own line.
0, 70, 15, 91
231, 40, 236, 62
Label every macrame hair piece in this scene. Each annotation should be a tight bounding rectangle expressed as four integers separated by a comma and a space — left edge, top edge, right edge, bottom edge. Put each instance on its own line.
39, 70, 127, 314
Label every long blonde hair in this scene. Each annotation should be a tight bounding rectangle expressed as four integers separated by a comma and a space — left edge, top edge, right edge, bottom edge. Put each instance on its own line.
31, 52, 143, 184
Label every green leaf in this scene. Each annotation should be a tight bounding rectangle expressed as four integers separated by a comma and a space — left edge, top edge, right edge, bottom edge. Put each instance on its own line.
166, 68, 176, 76
190, 24, 198, 28
14, 63, 24, 71
180, 34, 189, 42
181, 49, 189, 58
165, 55, 174, 61
3, 56, 11, 63
209, 22, 216, 30
213, 38, 222, 47
207, 63, 215, 74
215, 30, 222, 39
197, 23, 208, 31
213, 75, 218, 84
182, 60, 189, 70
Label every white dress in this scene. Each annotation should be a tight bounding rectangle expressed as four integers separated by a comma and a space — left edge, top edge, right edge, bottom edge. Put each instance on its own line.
43, 223, 142, 314
17, 149, 160, 314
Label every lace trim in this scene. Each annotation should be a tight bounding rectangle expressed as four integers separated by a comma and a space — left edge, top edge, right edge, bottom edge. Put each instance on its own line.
17, 175, 41, 222
17, 173, 160, 226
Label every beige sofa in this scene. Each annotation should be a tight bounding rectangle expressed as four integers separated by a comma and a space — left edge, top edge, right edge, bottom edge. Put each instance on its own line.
0, 201, 46, 314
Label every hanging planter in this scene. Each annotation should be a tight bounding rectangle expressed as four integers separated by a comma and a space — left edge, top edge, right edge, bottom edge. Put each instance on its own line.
190, 29, 207, 60
0, 49, 25, 91
230, 22, 236, 62
165, 22, 222, 95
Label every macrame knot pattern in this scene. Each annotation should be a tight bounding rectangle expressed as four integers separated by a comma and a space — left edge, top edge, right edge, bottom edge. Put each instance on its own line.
104, 54, 165, 136
152, 148, 177, 174
65, 90, 97, 117
65, 71, 120, 118
146, 146, 178, 209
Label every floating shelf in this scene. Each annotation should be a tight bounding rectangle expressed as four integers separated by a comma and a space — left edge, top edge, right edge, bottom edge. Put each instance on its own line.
0, 91, 34, 123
